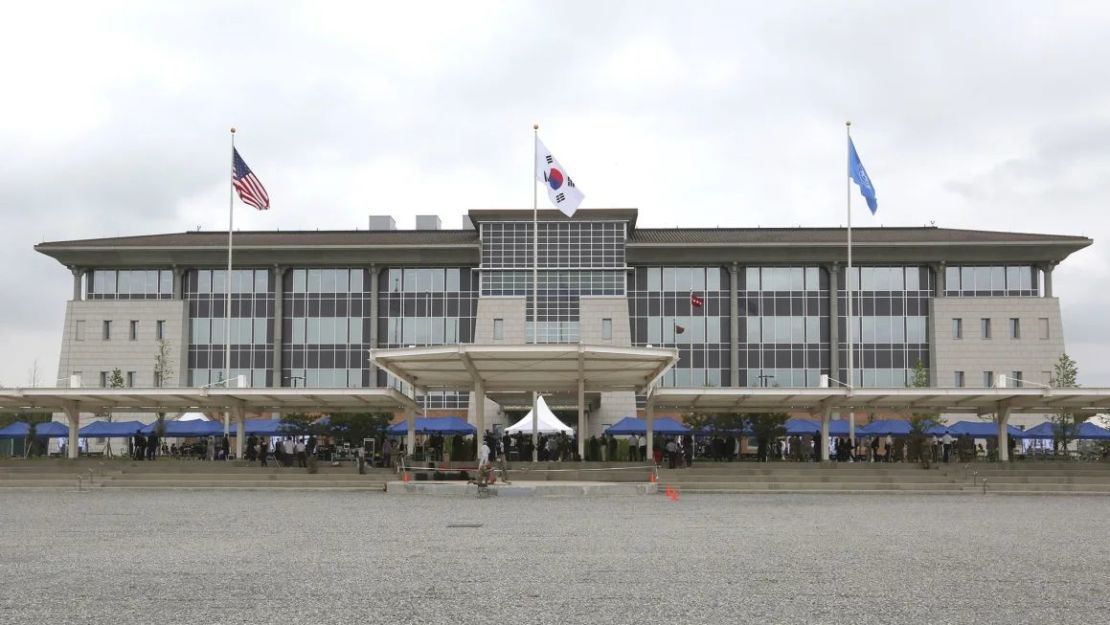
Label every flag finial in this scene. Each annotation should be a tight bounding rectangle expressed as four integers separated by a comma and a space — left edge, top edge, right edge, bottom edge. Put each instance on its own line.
230, 127, 236, 134
845, 121, 851, 127
533, 123, 539, 130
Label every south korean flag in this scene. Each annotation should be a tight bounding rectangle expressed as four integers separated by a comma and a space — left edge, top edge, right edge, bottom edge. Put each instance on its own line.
535, 138, 584, 217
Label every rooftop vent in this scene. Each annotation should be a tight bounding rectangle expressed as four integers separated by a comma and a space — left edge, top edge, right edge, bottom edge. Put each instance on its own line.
368, 215, 396, 231
415, 215, 442, 231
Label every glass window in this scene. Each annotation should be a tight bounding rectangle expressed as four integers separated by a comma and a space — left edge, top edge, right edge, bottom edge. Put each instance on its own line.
212, 270, 227, 294
307, 269, 322, 293
160, 271, 173, 295
254, 319, 266, 344
946, 266, 960, 291
953, 318, 963, 339
493, 318, 504, 340
1009, 318, 1020, 339
647, 268, 662, 291
102, 320, 112, 340
745, 268, 759, 291
445, 268, 460, 292
805, 267, 819, 291
954, 371, 965, 388
904, 267, 920, 291
983, 371, 994, 387
981, 318, 991, 339
156, 320, 165, 340
1009, 371, 1023, 388
129, 320, 138, 341
292, 269, 306, 293
602, 318, 613, 340
707, 268, 721, 291
1039, 318, 1049, 339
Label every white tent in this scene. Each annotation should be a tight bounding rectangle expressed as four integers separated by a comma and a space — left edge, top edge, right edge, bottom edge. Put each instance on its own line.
177, 412, 210, 422
505, 396, 574, 435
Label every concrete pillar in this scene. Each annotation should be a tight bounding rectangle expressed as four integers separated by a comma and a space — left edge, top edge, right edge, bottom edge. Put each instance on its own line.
64, 405, 80, 460
997, 405, 1011, 462
368, 265, 379, 387
70, 267, 83, 301
474, 381, 485, 447
234, 405, 246, 460
729, 262, 740, 387
827, 264, 840, 384
405, 406, 416, 458
645, 395, 655, 465
1042, 263, 1054, 298
577, 376, 586, 460
819, 409, 831, 462
173, 266, 186, 300
272, 265, 284, 387
933, 262, 946, 297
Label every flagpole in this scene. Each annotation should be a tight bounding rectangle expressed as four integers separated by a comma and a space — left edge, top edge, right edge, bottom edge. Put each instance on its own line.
846, 121, 855, 447
225, 127, 235, 439
532, 123, 539, 463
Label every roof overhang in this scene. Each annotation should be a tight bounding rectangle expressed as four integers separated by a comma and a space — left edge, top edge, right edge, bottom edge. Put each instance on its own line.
0, 387, 418, 414
650, 387, 1110, 415
369, 344, 678, 394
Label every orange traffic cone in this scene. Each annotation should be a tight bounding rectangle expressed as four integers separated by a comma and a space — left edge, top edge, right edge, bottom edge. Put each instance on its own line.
649, 472, 656, 483
402, 471, 410, 484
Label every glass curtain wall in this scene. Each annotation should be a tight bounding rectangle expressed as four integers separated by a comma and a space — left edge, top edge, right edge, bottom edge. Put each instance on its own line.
741, 267, 828, 387
629, 267, 730, 387
480, 221, 626, 343
186, 269, 273, 387
839, 266, 931, 387
282, 268, 370, 389
378, 267, 477, 409
944, 266, 1039, 297
87, 269, 173, 300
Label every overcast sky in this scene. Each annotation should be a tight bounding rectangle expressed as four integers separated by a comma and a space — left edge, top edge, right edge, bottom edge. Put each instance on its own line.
3, 1, 1109, 387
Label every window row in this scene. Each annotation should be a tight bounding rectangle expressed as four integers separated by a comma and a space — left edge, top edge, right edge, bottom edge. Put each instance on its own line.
481, 270, 625, 296
744, 267, 824, 292
842, 267, 931, 292
188, 269, 270, 295
637, 267, 727, 293
383, 268, 472, 293
381, 317, 464, 346
945, 266, 1038, 296
76, 319, 166, 342
953, 370, 1029, 388
840, 316, 928, 344
190, 318, 269, 345
88, 270, 174, 299
188, 368, 269, 388
638, 316, 727, 345
745, 316, 824, 345
952, 317, 1049, 340
289, 269, 365, 294
289, 317, 364, 345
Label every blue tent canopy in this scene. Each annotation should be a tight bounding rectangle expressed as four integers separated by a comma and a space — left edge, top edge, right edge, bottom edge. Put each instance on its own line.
0, 421, 69, 439
79, 421, 146, 438
858, 419, 911, 437
1021, 421, 1110, 440
386, 416, 476, 436
605, 417, 690, 436
141, 420, 225, 437
245, 419, 293, 436
784, 418, 820, 435
947, 420, 1024, 439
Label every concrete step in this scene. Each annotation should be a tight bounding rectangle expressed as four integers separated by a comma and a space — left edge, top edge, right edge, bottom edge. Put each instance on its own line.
660, 481, 966, 491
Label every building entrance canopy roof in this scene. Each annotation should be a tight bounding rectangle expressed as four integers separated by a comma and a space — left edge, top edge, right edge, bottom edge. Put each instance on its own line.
650, 387, 1110, 415
369, 344, 678, 394
0, 387, 418, 414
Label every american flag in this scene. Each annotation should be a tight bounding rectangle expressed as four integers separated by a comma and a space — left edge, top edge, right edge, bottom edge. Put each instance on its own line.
232, 148, 270, 210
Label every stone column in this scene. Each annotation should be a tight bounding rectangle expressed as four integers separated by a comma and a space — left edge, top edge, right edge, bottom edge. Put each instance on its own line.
234, 405, 246, 460
64, 405, 80, 460
474, 381, 485, 446
729, 262, 740, 387
933, 262, 946, 297
577, 375, 586, 460
997, 405, 1011, 462
70, 267, 83, 301
645, 395, 655, 465
173, 266, 186, 300
405, 405, 416, 459
1042, 263, 1054, 298
827, 264, 840, 384
819, 408, 830, 462
368, 265, 379, 387
272, 265, 284, 387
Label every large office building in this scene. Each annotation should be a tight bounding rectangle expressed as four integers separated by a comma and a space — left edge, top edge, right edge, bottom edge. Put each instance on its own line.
36, 208, 1090, 433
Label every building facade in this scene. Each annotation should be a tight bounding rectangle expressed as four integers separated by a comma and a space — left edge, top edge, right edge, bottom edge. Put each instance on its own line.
37, 209, 1090, 433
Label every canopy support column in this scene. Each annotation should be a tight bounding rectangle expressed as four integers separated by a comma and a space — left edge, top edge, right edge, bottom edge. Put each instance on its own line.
577, 375, 585, 461
405, 406, 416, 459
474, 381, 485, 451
997, 404, 1011, 462
63, 403, 80, 460
234, 405, 246, 460
646, 395, 655, 466
819, 408, 831, 462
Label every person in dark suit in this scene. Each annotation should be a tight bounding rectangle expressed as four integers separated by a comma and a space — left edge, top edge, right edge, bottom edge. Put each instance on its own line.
146, 433, 158, 460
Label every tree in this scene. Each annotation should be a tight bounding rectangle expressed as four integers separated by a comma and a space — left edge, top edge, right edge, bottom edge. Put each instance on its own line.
1050, 353, 1081, 456
747, 412, 788, 462
906, 360, 941, 466
153, 339, 175, 436
324, 412, 393, 447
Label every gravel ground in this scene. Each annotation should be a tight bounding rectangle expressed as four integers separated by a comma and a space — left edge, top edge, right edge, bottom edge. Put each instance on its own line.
1, 492, 1107, 625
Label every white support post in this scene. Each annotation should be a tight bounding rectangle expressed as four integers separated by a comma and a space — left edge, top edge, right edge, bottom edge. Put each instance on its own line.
64, 404, 80, 460
234, 405, 246, 460
577, 375, 586, 461
820, 409, 831, 462
645, 395, 656, 466
474, 381, 485, 450
998, 404, 1011, 463
405, 406, 416, 460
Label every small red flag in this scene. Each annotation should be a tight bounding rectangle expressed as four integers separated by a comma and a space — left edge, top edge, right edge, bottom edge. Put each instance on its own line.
690, 293, 704, 308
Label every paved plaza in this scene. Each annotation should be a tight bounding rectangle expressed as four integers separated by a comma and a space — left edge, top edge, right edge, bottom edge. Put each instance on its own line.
1, 491, 1108, 624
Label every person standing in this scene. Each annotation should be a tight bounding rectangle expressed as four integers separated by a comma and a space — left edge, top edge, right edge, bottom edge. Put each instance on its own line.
627, 434, 638, 462
258, 438, 268, 467
941, 432, 954, 463
221, 435, 230, 461
206, 436, 216, 461
147, 432, 158, 461
282, 436, 295, 467
295, 438, 307, 468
